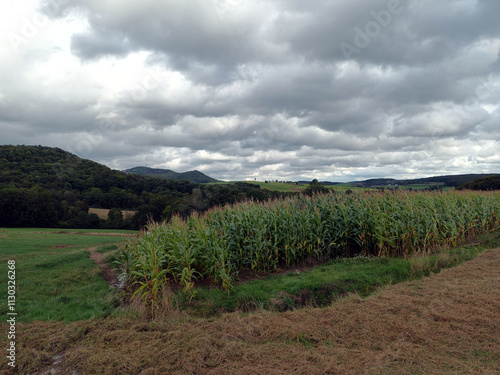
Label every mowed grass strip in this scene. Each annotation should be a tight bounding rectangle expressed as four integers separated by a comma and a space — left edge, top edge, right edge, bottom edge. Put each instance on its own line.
0, 228, 138, 322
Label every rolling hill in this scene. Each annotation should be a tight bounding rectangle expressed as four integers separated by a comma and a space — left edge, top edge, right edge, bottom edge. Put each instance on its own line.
457, 175, 500, 190
298, 174, 500, 188
124, 166, 219, 183
0, 145, 286, 228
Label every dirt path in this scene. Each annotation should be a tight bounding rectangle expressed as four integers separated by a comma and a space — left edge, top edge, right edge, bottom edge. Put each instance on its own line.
88, 247, 118, 286
50, 231, 137, 237
16, 248, 500, 375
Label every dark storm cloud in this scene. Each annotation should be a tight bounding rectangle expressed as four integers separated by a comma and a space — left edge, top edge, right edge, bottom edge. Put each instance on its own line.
0, 91, 98, 134
71, 31, 132, 60
54, 0, 285, 84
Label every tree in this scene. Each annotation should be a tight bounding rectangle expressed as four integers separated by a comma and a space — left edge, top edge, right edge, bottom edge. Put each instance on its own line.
88, 213, 101, 228
304, 179, 329, 196
107, 208, 124, 228
0, 188, 59, 227
75, 200, 89, 213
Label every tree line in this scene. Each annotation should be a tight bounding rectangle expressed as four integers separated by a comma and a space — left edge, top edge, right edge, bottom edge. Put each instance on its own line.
456, 175, 500, 191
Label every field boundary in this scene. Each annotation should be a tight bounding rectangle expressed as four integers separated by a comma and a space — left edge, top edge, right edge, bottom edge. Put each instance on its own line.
48, 231, 137, 237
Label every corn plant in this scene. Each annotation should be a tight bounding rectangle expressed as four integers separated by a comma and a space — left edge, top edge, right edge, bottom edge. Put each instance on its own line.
120, 190, 500, 297
116, 221, 170, 316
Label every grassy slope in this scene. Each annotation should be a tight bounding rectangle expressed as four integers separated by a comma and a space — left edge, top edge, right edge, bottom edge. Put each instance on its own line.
244, 181, 307, 192
0, 228, 137, 322
218, 181, 362, 192
209, 181, 307, 192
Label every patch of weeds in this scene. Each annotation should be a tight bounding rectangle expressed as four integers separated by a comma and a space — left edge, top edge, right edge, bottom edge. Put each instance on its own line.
270, 291, 297, 311
286, 333, 318, 348
471, 349, 499, 364
104, 253, 118, 267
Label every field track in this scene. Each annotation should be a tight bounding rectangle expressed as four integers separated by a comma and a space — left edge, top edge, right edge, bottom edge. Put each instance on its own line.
48, 231, 137, 237
14, 247, 500, 374
88, 247, 117, 286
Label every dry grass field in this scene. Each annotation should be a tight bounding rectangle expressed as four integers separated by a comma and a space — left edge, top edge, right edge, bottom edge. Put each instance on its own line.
11, 247, 500, 374
88, 208, 137, 220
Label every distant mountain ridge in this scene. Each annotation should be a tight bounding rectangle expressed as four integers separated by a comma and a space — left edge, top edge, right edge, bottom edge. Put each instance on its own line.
350, 174, 500, 187
298, 174, 500, 187
124, 166, 220, 183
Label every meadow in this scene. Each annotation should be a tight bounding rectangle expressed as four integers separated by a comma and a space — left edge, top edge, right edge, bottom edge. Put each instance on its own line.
226, 180, 361, 192
241, 181, 307, 192
0, 228, 137, 322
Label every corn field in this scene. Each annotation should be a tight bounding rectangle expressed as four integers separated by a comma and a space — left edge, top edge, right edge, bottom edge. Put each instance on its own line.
118, 190, 500, 304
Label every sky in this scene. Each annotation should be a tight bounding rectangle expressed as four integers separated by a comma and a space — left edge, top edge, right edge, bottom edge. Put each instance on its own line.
1, 0, 499, 182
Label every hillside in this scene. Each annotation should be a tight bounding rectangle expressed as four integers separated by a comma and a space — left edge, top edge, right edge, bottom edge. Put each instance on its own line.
457, 175, 500, 190
326, 174, 500, 188
296, 175, 500, 188
388, 174, 500, 187
0, 145, 288, 229
0, 145, 197, 202
0, 145, 193, 228
125, 166, 219, 183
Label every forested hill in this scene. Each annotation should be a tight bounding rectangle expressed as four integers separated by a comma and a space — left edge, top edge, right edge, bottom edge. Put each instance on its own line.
348, 174, 500, 187
0, 145, 288, 229
125, 166, 219, 183
0, 145, 196, 196
457, 175, 500, 190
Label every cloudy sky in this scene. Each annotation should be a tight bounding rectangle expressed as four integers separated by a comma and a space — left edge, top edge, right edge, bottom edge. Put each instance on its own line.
1, 0, 499, 181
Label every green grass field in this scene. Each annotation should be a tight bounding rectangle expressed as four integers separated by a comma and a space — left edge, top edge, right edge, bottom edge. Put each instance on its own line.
215, 180, 456, 193
396, 182, 453, 190
220, 181, 362, 193
243, 181, 307, 192
0, 228, 137, 322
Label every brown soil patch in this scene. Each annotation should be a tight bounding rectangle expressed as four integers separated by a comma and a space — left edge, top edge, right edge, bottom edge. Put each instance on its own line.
51, 231, 137, 237
50, 244, 78, 249
10, 249, 500, 374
